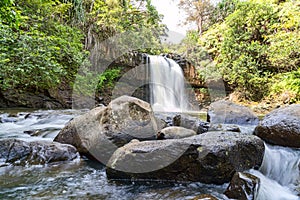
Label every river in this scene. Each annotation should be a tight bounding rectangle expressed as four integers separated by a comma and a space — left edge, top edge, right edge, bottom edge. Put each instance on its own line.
0, 109, 299, 199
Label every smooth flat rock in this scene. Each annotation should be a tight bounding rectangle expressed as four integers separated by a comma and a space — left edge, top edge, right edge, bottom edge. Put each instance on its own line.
157, 126, 197, 139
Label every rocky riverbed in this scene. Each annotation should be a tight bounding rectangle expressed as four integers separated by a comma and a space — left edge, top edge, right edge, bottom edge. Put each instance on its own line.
1, 96, 300, 199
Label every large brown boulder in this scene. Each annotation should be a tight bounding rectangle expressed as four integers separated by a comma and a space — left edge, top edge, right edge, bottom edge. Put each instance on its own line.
0, 139, 78, 166
106, 131, 264, 184
208, 100, 259, 125
224, 172, 260, 200
54, 95, 166, 164
254, 104, 300, 148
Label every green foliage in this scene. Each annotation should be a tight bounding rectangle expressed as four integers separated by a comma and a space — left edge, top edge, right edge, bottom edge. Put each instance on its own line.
266, 1, 300, 72
0, 0, 21, 28
72, 66, 98, 97
270, 69, 300, 103
73, 67, 121, 97
83, 0, 165, 41
209, 0, 239, 25
0, 0, 164, 97
97, 68, 121, 89
200, 0, 300, 101
0, 0, 88, 92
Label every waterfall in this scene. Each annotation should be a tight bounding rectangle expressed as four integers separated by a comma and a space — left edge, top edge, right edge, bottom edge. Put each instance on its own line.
249, 144, 300, 200
149, 55, 189, 112
250, 170, 299, 200
260, 144, 300, 186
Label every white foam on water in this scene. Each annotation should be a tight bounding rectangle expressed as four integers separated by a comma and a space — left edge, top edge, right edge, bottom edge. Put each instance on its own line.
249, 144, 300, 200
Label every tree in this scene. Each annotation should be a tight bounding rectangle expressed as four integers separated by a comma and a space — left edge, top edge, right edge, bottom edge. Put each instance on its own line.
0, 0, 20, 28
209, 0, 238, 25
200, 0, 300, 101
0, 0, 166, 99
178, 0, 214, 36
0, 0, 88, 91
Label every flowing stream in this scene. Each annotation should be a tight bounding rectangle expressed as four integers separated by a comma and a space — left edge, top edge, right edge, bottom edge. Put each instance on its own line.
0, 109, 228, 200
0, 109, 299, 199
249, 144, 300, 200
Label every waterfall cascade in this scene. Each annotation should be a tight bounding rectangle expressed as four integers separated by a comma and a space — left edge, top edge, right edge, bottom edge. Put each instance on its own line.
149, 55, 189, 112
250, 144, 300, 200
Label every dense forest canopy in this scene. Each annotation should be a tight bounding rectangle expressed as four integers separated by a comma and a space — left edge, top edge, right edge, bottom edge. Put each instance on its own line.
0, 0, 165, 94
0, 0, 299, 106
176, 0, 300, 103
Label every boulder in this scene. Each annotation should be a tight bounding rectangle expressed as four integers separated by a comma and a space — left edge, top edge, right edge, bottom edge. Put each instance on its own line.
207, 100, 259, 125
192, 194, 218, 200
173, 114, 209, 134
157, 126, 197, 139
154, 112, 176, 126
209, 124, 257, 135
106, 131, 264, 184
0, 139, 79, 166
224, 172, 260, 200
54, 95, 166, 164
254, 104, 300, 148
209, 124, 241, 133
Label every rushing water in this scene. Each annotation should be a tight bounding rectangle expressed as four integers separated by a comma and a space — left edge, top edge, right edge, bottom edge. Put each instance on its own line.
249, 144, 300, 200
0, 109, 229, 199
149, 55, 189, 112
0, 109, 300, 199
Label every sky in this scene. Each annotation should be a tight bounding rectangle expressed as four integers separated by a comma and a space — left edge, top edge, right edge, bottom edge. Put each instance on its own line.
151, 0, 187, 34
151, 0, 192, 43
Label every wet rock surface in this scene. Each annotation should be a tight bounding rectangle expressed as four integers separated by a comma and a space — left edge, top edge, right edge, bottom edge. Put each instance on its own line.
173, 114, 209, 134
208, 100, 259, 125
224, 172, 260, 200
106, 131, 265, 184
254, 104, 300, 148
0, 139, 79, 166
192, 194, 218, 200
208, 124, 257, 135
54, 96, 166, 164
0, 90, 66, 109
157, 126, 197, 139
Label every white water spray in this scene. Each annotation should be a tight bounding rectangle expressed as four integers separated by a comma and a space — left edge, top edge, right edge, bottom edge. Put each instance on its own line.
149, 55, 189, 112
260, 144, 300, 186
250, 144, 300, 200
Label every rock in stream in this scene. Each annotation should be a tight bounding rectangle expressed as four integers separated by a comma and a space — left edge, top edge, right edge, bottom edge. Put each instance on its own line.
254, 104, 300, 148
0, 139, 79, 166
106, 131, 265, 184
54, 95, 166, 164
207, 100, 259, 125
